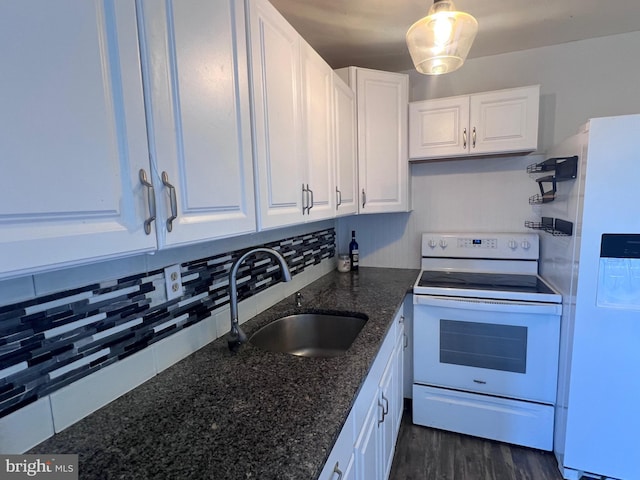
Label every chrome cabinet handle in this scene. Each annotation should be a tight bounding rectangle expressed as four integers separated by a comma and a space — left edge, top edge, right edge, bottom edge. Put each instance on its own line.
161, 171, 177, 232
301, 184, 307, 215
336, 187, 342, 209
472, 126, 477, 148
361, 188, 366, 208
463, 128, 467, 148
139, 169, 156, 235
382, 393, 389, 416
377, 399, 385, 425
473, 379, 487, 384
307, 184, 314, 212
403, 332, 409, 349
399, 315, 405, 324
332, 462, 343, 480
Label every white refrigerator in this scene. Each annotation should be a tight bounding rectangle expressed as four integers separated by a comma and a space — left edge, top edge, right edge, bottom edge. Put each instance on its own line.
532, 114, 640, 480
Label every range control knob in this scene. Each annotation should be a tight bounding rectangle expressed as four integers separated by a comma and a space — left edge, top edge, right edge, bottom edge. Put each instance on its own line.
521, 240, 531, 250
508, 240, 518, 250
428, 239, 437, 248
439, 239, 448, 248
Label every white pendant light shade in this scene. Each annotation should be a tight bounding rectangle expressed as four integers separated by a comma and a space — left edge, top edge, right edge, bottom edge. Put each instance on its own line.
406, 0, 478, 75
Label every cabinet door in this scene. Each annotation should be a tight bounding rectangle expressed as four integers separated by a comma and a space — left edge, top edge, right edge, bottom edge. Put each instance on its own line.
392, 324, 405, 436
355, 69, 409, 214
300, 41, 335, 221
409, 95, 470, 159
0, 0, 154, 279
318, 409, 355, 480
468, 85, 540, 155
333, 74, 358, 217
355, 393, 381, 480
402, 295, 414, 399
247, 0, 305, 230
137, 0, 255, 248
379, 355, 395, 480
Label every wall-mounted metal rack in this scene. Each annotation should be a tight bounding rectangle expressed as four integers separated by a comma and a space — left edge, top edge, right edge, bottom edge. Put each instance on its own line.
527, 156, 578, 204
525, 217, 573, 236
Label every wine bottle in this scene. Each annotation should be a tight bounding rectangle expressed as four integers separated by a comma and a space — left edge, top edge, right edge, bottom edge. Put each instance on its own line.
349, 230, 359, 271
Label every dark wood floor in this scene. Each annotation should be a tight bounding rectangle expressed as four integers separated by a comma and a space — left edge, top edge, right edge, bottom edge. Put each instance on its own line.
389, 407, 565, 480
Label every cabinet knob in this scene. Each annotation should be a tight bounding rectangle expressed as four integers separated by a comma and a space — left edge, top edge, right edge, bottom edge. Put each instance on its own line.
521, 240, 531, 250
439, 239, 448, 248
428, 239, 437, 248
508, 240, 518, 250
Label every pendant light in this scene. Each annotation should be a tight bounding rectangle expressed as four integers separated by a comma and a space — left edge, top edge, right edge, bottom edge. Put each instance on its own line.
406, 0, 478, 75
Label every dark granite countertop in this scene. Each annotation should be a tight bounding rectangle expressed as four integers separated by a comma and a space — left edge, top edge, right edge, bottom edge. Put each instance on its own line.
30, 267, 419, 480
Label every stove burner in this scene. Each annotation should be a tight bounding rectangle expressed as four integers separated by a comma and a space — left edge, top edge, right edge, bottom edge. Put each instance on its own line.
417, 271, 556, 295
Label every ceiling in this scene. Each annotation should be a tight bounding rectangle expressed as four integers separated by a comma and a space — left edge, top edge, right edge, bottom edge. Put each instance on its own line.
268, 0, 640, 72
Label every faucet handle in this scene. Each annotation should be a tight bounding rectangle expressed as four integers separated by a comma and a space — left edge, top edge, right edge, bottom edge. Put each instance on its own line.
295, 291, 303, 307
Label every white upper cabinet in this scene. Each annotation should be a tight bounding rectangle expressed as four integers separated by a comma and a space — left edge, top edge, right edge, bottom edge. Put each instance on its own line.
247, 0, 338, 230
409, 85, 540, 160
333, 74, 358, 217
336, 67, 410, 214
0, 0, 155, 279
300, 40, 336, 221
409, 95, 470, 159
246, 0, 305, 230
137, 0, 256, 248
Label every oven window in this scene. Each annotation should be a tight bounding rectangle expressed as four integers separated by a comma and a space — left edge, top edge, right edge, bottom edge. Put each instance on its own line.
440, 320, 527, 373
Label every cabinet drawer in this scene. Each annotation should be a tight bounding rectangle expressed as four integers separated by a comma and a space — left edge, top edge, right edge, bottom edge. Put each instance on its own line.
412, 384, 554, 450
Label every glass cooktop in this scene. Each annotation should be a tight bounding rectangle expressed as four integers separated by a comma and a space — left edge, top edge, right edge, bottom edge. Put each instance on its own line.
416, 270, 557, 295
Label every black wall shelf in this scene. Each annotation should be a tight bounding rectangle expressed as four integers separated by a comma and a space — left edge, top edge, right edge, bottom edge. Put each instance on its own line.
527, 156, 578, 204
525, 217, 573, 236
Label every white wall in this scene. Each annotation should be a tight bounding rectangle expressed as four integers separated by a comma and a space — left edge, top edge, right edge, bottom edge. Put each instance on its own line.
338, 31, 640, 269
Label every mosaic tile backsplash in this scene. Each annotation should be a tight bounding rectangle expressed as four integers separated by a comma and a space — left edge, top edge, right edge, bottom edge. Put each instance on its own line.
0, 228, 335, 419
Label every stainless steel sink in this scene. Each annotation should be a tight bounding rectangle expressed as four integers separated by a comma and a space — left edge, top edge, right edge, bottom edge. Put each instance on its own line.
249, 313, 368, 357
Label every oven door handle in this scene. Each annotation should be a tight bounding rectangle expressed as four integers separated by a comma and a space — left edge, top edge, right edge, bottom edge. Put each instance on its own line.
414, 295, 562, 315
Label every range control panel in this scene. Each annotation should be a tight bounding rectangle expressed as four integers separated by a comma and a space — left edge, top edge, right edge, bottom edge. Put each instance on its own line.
457, 237, 498, 249
421, 233, 540, 260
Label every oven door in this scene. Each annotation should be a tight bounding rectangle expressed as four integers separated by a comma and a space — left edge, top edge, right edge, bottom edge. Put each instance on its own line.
413, 295, 561, 404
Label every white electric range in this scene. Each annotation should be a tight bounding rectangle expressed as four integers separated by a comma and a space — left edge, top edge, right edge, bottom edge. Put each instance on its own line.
412, 232, 562, 450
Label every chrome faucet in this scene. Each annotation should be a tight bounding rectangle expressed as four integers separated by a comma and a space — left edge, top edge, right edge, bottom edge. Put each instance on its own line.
227, 247, 292, 352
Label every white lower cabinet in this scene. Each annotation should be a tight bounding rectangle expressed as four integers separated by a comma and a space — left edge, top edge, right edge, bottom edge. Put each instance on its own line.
322, 307, 405, 480
318, 409, 356, 480
355, 395, 380, 480
378, 350, 395, 480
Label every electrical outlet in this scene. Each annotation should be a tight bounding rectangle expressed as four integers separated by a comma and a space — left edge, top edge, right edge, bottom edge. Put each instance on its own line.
164, 264, 183, 301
